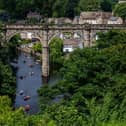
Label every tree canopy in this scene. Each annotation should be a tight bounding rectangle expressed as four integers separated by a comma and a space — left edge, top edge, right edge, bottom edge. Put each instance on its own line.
0, 0, 118, 19
38, 30, 126, 125
114, 3, 126, 22
49, 37, 64, 72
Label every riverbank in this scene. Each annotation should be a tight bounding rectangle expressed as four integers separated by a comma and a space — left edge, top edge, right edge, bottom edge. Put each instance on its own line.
17, 47, 41, 59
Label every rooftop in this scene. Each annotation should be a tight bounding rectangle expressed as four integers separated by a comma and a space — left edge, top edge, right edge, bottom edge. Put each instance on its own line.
64, 39, 81, 46
80, 11, 112, 20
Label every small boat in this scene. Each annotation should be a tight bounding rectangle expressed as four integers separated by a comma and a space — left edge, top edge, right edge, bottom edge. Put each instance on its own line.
36, 60, 41, 62
35, 62, 39, 64
19, 90, 24, 95
19, 76, 23, 80
29, 72, 34, 76
23, 75, 26, 78
24, 105, 30, 111
31, 72, 34, 75
23, 60, 26, 63
24, 96, 31, 101
28, 64, 34, 68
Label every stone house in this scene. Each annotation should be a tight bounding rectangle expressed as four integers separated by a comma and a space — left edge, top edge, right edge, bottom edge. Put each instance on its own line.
47, 17, 72, 24
79, 11, 112, 24
63, 39, 83, 53
107, 16, 123, 24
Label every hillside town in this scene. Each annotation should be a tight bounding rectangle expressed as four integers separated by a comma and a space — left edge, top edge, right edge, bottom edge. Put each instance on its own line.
18, 10, 124, 25
1, 0, 123, 25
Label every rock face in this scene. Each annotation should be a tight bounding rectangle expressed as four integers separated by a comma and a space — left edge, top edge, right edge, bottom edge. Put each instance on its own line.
19, 90, 24, 95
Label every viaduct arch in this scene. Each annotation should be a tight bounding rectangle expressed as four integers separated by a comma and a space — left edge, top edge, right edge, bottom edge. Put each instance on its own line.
2, 23, 126, 80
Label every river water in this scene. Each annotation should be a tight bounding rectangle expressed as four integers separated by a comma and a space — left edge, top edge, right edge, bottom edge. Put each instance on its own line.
14, 52, 61, 114
14, 52, 42, 114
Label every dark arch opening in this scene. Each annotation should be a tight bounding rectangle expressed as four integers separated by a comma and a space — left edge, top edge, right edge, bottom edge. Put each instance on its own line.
8, 33, 42, 60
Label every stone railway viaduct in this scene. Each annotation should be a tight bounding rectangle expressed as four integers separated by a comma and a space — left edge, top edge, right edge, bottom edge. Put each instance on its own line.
2, 23, 126, 79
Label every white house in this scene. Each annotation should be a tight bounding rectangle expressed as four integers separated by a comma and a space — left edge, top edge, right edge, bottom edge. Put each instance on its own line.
63, 39, 83, 53
107, 17, 123, 24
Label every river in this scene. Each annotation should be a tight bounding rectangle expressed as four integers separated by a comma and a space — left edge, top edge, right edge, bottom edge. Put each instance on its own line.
14, 52, 61, 114
14, 52, 42, 114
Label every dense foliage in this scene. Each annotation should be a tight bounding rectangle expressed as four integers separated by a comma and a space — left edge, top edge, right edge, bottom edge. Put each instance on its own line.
0, 33, 17, 98
32, 42, 42, 53
0, 33, 31, 100
0, 96, 56, 126
114, 3, 126, 23
96, 30, 126, 49
37, 30, 126, 125
0, 62, 15, 97
7, 34, 21, 60
49, 37, 64, 72
0, 0, 118, 19
1, 17, 126, 125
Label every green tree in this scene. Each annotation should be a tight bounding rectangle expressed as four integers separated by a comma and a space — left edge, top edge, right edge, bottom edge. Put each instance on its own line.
32, 42, 42, 53
38, 30, 126, 125
14, 0, 34, 19
65, 0, 79, 18
35, 0, 54, 17
0, 62, 16, 97
49, 37, 64, 71
101, 0, 112, 11
0, 96, 56, 126
7, 34, 21, 59
96, 30, 126, 49
52, 0, 68, 17
114, 3, 126, 23
78, 0, 101, 12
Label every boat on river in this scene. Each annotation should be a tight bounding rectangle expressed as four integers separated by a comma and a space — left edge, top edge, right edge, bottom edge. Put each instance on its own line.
24, 96, 31, 101
19, 76, 23, 80
23, 60, 26, 63
19, 90, 24, 95
28, 64, 34, 68
29, 71, 34, 76
24, 105, 30, 111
